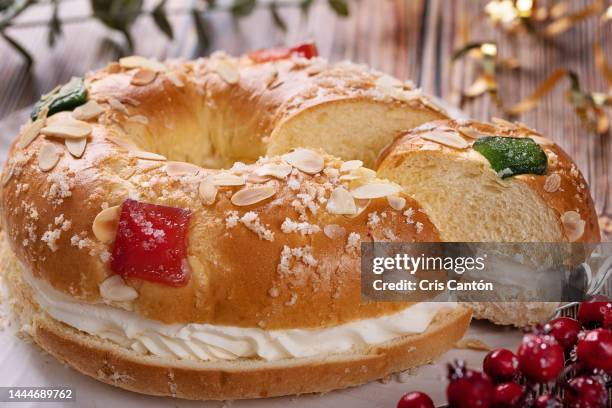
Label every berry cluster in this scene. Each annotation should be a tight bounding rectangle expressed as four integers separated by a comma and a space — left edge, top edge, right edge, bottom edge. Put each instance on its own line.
396, 296, 612, 408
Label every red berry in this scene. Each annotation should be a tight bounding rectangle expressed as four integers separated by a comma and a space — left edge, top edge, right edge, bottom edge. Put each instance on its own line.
548, 317, 581, 349
447, 362, 494, 408
534, 394, 562, 408
516, 334, 565, 383
576, 328, 612, 371
397, 391, 434, 408
248, 42, 318, 63
603, 308, 612, 330
492, 382, 523, 407
111, 199, 192, 286
578, 296, 612, 328
564, 376, 607, 408
483, 349, 518, 382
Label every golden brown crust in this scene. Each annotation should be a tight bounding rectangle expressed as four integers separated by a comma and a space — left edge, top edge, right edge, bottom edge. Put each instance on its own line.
30, 304, 471, 400
0, 54, 443, 329
377, 119, 600, 243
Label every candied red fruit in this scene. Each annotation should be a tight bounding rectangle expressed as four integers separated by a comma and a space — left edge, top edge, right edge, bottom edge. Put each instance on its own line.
248, 42, 318, 63
110, 199, 192, 286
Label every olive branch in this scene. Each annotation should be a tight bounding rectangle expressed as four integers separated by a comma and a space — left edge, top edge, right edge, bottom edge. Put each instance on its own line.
0, 0, 350, 67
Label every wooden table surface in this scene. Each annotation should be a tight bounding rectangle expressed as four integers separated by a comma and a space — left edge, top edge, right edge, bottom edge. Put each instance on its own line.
0, 0, 610, 235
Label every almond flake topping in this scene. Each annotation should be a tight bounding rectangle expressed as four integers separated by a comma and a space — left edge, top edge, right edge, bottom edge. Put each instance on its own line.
420, 130, 469, 149
231, 185, 276, 206
131, 151, 167, 161
131, 68, 157, 86
65, 137, 87, 158
72, 100, 105, 121
107, 97, 129, 114
99, 275, 138, 302
326, 186, 357, 215
212, 173, 246, 186
38, 142, 61, 171
561, 211, 585, 242
18, 116, 46, 149
41, 119, 92, 139
323, 224, 346, 239
127, 115, 149, 125
282, 148, 324, 174
387, 195, 406, 210
165, 71, 184, 87
255, 163, 292, 179
199, 179, 218, 205
92, 205, 121, 244
340, 160, 363, 173
119, 56, 166, 72
528, 134, 554, 146
351, 182, 402, 199
543, 173, 561, 193
165, 161, 199, 177
214, 59, 240, 84
458, 126, 488, 139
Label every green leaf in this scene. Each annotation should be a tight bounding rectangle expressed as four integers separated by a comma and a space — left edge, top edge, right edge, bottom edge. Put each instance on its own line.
231, 0, 256, 18
1, 32, 32, 67
300, 0, 314, 14
269, 2, 286, 32
472, 136, 547, 178
328, 0, 349, 17
152, 0, 173, 39
31, 77, 88, 120
47, 0, 62, 47
0, 0, 14, 12
90, 0, 143, 49
191, 8, 211, 55
205, 0, 216, 9
451, 42, 484, 62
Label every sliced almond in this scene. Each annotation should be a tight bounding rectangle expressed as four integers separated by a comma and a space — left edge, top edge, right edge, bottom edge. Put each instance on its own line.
255, 163, 292, 179
72, 100, 105, 121
106, 136, 137, 151
131, 151, 167, 161
420, 130, 469, 149
561, 211, 585, 242
165, 71, 184, 87
38, 143, 61, 171
119, 56, 166, 72
127, 115, 149, 125
326, 187, 357, 215
282, 148, 324, 174
231, 185, 276, 206
351, 182, 402, 200
41, 119, 92, 139
247, 173, 271, 183
323, 224, 346, 239
543, 173, 561, 193
17, 116, 46, 149
212, 173, 246, 186
165, 161, 200, 177
99, 275, 138, 302
199, 179, 218, 205
387, 195, 406, 211
92, 205, 121, 244
131, 68, 157, 86
458, 126, 488, 139
214, 59, 240, 85
528, 134, 554, 146
65, 137, 87, 158
107, 97, 129, 115
1, 166, 13, 186
340, 160, 363, 173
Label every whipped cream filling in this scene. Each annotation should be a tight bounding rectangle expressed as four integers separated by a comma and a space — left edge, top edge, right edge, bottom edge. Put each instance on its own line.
24, 270, 456, 362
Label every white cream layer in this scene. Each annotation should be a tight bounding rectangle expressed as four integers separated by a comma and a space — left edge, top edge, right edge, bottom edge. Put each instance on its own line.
24, 270, 456, 362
